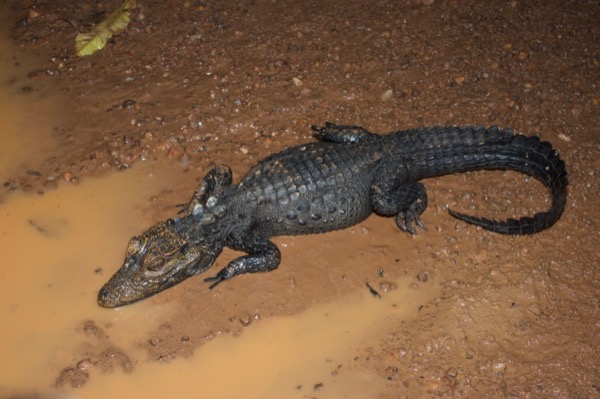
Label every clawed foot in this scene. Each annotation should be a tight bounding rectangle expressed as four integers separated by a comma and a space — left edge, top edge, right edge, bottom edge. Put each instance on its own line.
204, 260, 237, 289
204, 274, 226, 290
396, 209, 427, 235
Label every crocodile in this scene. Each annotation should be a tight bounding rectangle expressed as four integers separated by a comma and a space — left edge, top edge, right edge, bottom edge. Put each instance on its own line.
98, 123, 568, 307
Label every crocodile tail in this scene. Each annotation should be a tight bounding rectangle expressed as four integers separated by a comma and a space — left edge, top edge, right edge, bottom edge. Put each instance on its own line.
444, 130, 568, 235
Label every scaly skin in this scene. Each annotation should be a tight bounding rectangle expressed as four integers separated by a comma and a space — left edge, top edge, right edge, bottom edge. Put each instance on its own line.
98, 123, 568, 307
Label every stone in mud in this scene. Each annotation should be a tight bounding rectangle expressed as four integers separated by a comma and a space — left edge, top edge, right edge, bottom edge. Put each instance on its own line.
379, 281, 397, 292
82, 320, 106, 340
55, 367, 89, 388
122, 99, 137, 109
96, 347, 134, 373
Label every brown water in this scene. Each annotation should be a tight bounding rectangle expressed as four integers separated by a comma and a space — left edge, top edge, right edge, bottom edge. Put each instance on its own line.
0, 161, 440, 398
74, 277, 438, 399
0, 140, 442, 397
0, 164, 181, 395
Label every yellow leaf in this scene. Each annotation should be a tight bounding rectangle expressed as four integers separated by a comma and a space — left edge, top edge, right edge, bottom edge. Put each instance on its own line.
75, 0, 137, 57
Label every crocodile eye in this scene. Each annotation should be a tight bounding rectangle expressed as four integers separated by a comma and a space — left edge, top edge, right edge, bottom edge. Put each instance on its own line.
127, 237, 144, 256
143, 252, 166, 274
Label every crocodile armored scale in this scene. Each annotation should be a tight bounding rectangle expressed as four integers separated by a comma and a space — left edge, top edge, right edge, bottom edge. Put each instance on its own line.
98, 123, 568, 307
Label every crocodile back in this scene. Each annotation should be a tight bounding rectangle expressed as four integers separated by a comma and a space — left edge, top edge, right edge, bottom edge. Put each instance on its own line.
232, 141, 383, 236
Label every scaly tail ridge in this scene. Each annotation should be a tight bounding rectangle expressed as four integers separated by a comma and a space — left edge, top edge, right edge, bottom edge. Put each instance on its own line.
446, 133, 568, 235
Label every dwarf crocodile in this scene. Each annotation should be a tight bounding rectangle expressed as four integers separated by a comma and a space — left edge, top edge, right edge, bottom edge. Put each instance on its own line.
98, 123, 568, 307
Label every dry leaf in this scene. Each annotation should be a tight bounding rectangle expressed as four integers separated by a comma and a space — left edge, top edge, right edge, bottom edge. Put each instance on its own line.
75, 0, 137, 57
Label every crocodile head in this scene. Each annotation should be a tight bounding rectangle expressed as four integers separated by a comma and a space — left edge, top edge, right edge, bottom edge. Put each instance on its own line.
98, 220, 222, 307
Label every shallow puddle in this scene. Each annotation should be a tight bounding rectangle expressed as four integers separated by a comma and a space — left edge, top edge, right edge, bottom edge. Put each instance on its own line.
0, 162, 440, 398
0, 163, 185, 397
73, 278, 439, 399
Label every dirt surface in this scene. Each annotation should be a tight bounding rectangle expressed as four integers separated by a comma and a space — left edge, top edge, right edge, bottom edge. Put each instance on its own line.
4, 0, 600, 397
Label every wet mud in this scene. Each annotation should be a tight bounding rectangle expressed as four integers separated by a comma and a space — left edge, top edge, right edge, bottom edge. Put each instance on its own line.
1, 0, 599, 398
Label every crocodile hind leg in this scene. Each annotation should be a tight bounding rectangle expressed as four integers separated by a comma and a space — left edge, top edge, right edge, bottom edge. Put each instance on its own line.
370, 163, 428, 234
204, 236, 281, 290
179, 165, 232, 216
373, 181, 428, 234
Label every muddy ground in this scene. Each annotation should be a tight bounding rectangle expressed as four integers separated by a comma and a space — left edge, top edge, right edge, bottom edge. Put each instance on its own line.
4, 0, 600, 397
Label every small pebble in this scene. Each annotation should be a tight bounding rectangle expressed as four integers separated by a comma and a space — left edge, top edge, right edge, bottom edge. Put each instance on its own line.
77, 358, 93, 371
82, 320, 105, 339
474, 250, 487, 261
55, 367, 88, 388
239, 315, 252, 326
122, 99, 137, 109
416, 271, 428, 283
557, 133, 571, 142
380, 89, 393, 101
492, 362, 506, 376
379, 281, 397, 292
454, 220, 467, 231
149, 336, 161, 346
385, 366, 398, 380
331, 365, 342, 376
445, 367, 458, 378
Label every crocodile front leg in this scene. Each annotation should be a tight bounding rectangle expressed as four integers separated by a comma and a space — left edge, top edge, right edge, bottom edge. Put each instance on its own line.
204, 235, 281, 289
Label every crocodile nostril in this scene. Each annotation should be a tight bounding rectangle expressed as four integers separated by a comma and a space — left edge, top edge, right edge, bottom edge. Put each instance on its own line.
98, 286, 109, 301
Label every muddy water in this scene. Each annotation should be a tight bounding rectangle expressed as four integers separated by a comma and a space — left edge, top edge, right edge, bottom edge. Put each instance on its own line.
76, 278, 439, 399
0, 162, 440, 398
0, 164, 182, 396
